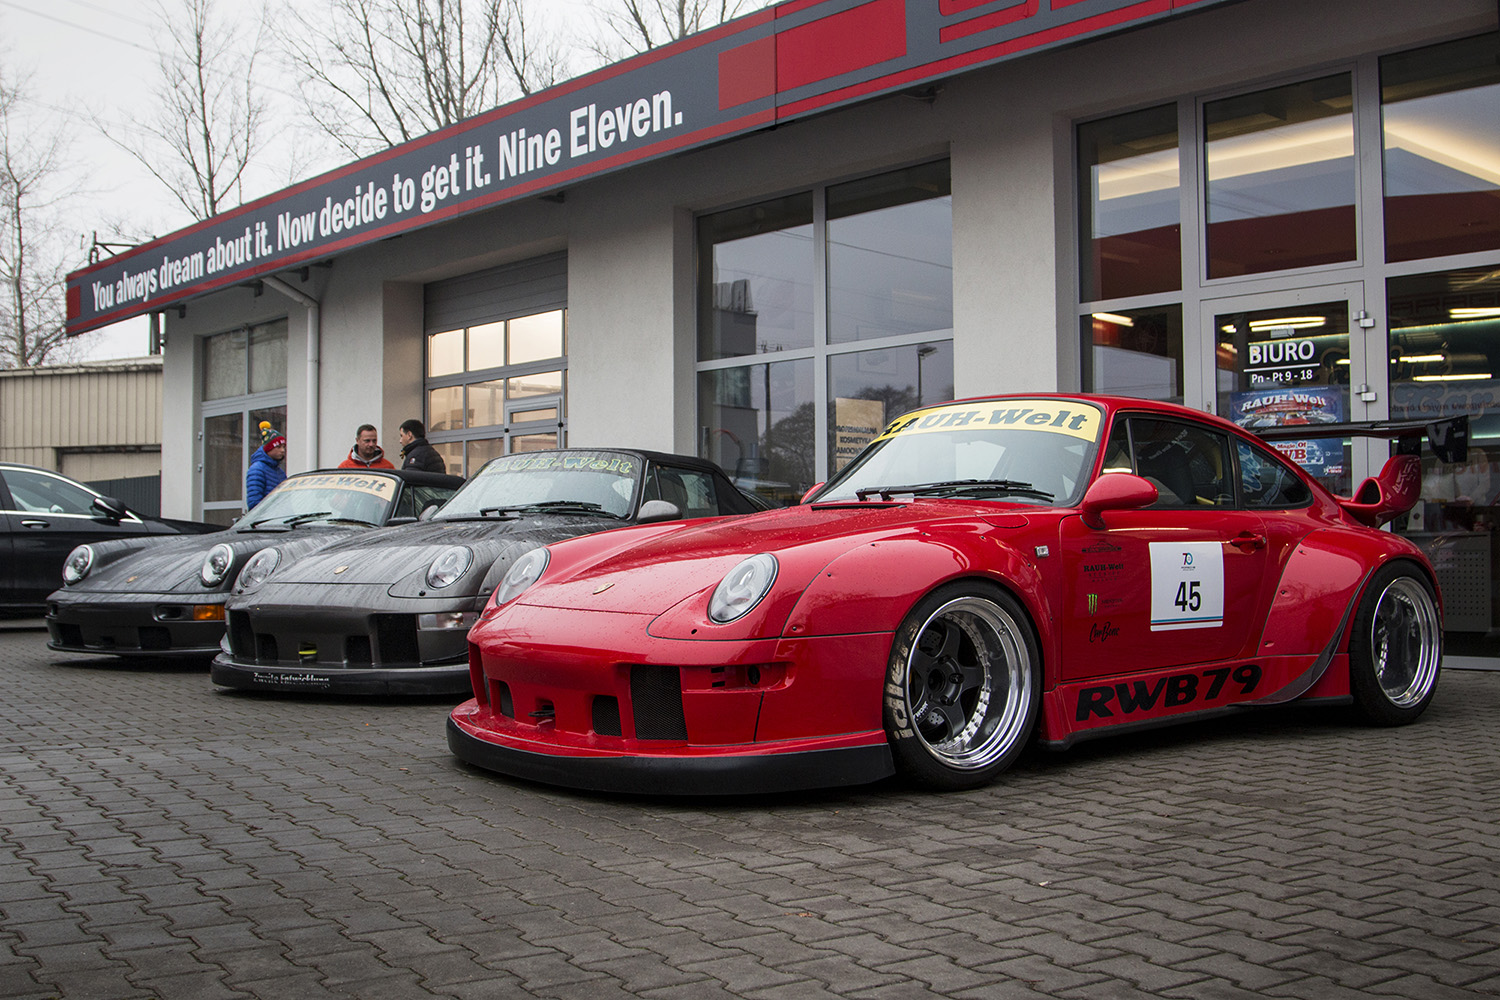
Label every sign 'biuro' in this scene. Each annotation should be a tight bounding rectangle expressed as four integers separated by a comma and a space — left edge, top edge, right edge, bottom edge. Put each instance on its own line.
66, 0, 1238, 336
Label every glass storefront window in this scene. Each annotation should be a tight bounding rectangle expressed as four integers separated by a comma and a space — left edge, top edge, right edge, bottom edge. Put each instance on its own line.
1381, 33, 1500, 264
699, 359, 814, 505
1204, 74, 1356, 279
1214, 300, 1351, 495
429, 329, 464, 376
1389, 267, 1500, 654
1081, 305, 1183, 402
1078, 105, 1181, 301
202, 413, 243, 503
827, 342, 953, 473
203, 330, 246, 400
827, 162, 952, 344
249, 323, 288, 393
698, 193, 815, 360
423, 308, 568, 473
201, 320, 287, 520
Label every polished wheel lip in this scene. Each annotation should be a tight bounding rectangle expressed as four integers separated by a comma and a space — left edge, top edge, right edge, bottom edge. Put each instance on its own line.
1372, 576, 1441, 709
902, 596, 1033, 772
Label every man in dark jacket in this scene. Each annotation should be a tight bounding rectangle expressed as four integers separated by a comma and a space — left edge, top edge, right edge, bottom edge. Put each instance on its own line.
398, 418, 446, 473
246, 422, 287, 509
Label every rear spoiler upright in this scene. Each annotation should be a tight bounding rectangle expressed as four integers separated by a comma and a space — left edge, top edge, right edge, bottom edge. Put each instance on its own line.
1253, 415, 1470, 527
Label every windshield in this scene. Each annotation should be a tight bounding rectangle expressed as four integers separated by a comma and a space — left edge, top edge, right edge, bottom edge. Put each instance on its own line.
815, 399, 1105, 506
436, 451, 642, 520
246, 472, 398, 526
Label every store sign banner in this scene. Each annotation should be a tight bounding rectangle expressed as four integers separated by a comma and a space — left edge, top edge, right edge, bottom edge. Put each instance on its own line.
67, 0, 1242, 335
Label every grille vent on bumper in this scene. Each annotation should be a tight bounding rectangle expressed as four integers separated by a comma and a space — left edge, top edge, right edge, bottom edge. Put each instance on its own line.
592, 696, 622, 736
630, 664, 687, 740
227, 611, 254, 658
375, 614, 419, 665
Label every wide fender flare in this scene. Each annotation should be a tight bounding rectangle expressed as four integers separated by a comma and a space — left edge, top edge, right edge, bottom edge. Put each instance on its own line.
1257, 528, 1438, 662
781, 533, 1050, 645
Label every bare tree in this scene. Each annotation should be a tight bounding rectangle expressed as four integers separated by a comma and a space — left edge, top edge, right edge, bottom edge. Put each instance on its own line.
278, 0, 568, 158
0, 68, 77, 368
98, 0, 268, 223
587, 0, 768, 60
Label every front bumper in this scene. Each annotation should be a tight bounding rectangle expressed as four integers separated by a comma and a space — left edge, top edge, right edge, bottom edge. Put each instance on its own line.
214, 591, 474, 695
46, 594, 226, 657
451, 603, 897, 794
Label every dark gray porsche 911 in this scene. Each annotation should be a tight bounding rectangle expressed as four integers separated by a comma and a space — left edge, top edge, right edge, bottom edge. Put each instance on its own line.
211, 449, 765, 696
45, 468, 462, 658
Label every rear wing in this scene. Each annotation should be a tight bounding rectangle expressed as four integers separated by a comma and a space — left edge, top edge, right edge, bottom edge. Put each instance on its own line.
1253, 414, 1469, 463
1253, 415, 1470, 527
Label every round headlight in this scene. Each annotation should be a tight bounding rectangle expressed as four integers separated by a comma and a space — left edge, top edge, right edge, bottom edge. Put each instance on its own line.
200, 542, 236, 587
62, 545, 95, 585
426, 546, 473, 589
708, 553, 778, 624
495, 547, 549, 605
235, 548, 281, 593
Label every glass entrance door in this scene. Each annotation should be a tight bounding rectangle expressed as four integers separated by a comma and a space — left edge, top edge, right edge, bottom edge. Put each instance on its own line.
1203, 284, 1371, 496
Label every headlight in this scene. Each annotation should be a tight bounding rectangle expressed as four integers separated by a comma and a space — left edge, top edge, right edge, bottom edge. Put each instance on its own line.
62, 545, 94, 585
426, 546, 473, 589
495, 547, 549, 605
200, 543, 235, 587
708, 553, 778, 623
234, 548, 281, 592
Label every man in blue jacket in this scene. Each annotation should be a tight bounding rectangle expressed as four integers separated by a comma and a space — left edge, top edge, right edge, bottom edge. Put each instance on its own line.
246, 422, 287, 510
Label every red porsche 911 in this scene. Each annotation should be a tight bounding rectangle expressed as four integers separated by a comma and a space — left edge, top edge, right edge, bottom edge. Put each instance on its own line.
448, 395, 1448, 794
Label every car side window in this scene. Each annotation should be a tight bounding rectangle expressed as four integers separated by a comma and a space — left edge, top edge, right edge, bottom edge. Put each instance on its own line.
3, 469, 99, 515
1237, 441, 1313, 508
1127, 419, 1234, 508
648, 467, 722, 519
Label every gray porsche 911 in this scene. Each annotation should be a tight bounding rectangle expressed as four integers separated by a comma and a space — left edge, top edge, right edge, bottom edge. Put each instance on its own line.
211, 449, 766, 696
46, 468, 462, 658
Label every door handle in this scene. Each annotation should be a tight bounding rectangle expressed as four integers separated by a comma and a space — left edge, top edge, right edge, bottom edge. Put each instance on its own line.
20, 519, 49, 529
1230, 531, 1266, 553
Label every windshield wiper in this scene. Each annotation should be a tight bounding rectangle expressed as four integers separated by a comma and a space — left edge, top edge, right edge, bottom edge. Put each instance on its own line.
249, 510, 331, 528
855, 480, 1054, 502
514, 501, 621, 518
319, 516, 379, 527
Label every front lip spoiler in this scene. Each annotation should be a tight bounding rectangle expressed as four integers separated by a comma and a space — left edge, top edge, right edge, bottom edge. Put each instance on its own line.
446, 717, 896, 796
211, 657, 470, 696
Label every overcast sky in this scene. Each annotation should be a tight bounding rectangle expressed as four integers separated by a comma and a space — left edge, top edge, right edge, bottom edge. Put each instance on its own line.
1, 0, 599, 362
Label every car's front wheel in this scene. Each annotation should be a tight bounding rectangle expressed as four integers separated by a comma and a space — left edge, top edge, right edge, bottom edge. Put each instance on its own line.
1348, 562, 1442, 726
883, 582, 1039, 790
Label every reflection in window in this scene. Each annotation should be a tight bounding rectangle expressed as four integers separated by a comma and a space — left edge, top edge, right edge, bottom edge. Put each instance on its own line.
698, 194, 815, 360
1381, 33, 1500, 263
1204, 75, 1356, 278
699, 359, 813, 505
1078, 105, 1180, 301
828, 342, 954, 473
1082, 305, 1183, 403
827, 162, 952, 344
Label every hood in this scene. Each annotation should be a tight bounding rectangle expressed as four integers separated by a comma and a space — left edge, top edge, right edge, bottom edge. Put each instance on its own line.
250, 512, 624, 594
518, 499, 1019, 616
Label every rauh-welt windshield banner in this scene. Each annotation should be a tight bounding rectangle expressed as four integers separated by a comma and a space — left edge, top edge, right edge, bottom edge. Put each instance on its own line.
67, 0, 1239, 335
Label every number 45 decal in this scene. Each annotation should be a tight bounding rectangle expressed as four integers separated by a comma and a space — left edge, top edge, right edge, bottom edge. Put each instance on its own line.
1150, 542, 1223, 630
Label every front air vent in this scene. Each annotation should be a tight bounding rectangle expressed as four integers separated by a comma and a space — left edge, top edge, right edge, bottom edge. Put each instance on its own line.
630, 664, 687, 741
592, 696, 622, 736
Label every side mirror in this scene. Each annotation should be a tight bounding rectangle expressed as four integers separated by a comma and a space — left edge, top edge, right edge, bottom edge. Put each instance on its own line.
637, 499, 681, 523
800, 483, 825, 503
1079, 474, 1158, 530
417, 503, 441, 522
91, 496, 128, 523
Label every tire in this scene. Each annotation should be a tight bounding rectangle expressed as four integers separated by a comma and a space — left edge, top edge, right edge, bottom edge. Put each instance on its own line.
883, 582, 1040, 790
1348, 563, 1442, 726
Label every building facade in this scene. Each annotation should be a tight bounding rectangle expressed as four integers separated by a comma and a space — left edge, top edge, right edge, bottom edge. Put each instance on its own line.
68, 0, 1500, 654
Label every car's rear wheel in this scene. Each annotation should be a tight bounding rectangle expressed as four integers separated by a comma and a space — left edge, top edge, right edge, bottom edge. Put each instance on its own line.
883, 583, 1039, 790
1348, 563, 1441, 726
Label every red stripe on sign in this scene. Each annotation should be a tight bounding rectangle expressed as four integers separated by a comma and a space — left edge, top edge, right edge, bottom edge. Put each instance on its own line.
939, 0, 1039, 43
777, 0, 907, 92
719, 35, 776, 109
67, 284, 80, 321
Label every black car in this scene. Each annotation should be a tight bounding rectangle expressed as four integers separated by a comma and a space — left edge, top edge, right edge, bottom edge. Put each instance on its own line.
213, 449, 763, 696
45, 468, 462, 658
1, 462, 219, 613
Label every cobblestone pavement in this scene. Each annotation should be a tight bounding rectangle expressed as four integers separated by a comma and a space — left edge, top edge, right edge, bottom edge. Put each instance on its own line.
1, 624, 1498, 1000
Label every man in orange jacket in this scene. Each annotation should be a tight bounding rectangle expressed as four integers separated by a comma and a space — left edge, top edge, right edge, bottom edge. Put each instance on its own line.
338, 424, 396, 469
